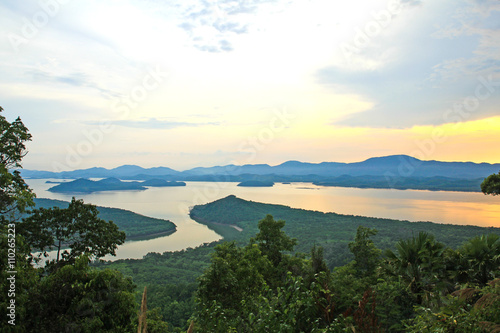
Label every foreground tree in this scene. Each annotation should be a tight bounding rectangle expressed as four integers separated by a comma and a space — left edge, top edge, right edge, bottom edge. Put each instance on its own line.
481, 171, 500, 196
0, 106, 34, 223
385, 232, 447, 305
458, 234, 500, 286
20, 197, 126, 265
0, 107, 38, 331
24, 255, 137, 333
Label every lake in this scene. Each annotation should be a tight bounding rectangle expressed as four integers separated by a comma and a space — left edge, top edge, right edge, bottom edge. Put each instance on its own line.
25, 179, 500, 260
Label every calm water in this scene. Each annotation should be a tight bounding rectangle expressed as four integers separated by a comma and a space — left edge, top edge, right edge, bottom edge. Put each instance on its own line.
25, 179, 500, 260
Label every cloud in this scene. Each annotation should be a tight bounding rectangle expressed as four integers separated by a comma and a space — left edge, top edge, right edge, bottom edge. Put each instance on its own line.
87, 118, 221, 130
400, 0, 423, 6
177, 0, 284, 53
26, 68, 119, 97
317, 0, 500, 128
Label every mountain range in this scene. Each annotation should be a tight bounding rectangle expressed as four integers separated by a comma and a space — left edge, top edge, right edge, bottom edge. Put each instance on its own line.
21, 155, 500, 181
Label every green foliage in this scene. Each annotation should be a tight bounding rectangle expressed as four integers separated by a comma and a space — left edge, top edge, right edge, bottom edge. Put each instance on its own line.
374, 277, 415, 332
252, 214, 297, 265
0, 228, 39, 332
385, 232, 448, 305
0, 106, 35, 222
196, 241, 269, 313
144, 308, 171, 333
405, 279, 500, 332
481, 171, 500, 195
19, 197, 126, 265
455, 234, 500, 286
348, 226, 381, 278
24, 256, 137, 333
95, 244, 215, 331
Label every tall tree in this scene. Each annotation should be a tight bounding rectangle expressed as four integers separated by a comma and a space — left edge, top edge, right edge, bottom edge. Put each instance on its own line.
251, 214, 297, 267
348, 226, 381, 277
0, 106, 34, 223
0, 107, 38, 331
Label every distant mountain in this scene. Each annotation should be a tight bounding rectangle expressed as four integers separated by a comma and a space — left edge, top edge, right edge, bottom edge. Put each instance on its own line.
22, 155, 500, 192
22, 165, 180, 179
179, 155, 499, 179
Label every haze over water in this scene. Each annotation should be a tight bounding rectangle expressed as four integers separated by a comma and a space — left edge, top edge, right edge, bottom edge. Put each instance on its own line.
26, 179, 500, 260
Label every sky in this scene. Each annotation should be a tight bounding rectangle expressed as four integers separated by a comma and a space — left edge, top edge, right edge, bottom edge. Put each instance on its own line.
0, 0, 499, 171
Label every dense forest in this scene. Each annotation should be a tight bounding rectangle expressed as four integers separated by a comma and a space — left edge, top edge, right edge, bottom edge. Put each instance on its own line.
1, 107, 500, 332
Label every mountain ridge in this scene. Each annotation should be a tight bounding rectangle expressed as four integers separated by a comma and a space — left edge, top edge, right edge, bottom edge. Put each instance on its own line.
21, 155, 500, 181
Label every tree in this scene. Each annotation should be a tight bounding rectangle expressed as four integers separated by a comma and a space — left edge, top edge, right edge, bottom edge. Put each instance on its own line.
385, 232, 447, 305
481, 171, 500, 196
251, 214, 297, 267
458, 234, 500, 286
0, 107, 38, 331
195, 241, 271, 331
348, 226, 381, 277
0, 106, 34, 223
20, 197, 126, 265
196, 241, 269, 310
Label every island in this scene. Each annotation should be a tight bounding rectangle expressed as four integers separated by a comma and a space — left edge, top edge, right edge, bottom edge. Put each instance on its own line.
237, 180, 275, 187
48, 178, 146, 193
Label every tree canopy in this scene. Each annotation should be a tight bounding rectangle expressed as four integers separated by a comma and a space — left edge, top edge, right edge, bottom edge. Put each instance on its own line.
0, 106, 34, 222
481, 171, 500, 196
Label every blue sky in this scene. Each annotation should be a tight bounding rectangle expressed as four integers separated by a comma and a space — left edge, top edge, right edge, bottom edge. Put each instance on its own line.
1, 0, 499, 171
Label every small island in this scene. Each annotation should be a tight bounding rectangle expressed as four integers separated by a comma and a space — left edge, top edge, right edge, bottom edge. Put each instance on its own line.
48, 178, 146, 193
142, 179, 186, 187
237, 180, 275, 187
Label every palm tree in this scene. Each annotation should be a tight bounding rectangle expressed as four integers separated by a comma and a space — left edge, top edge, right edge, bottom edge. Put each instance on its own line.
459, 234, 500, 286
385, 232, 447, 305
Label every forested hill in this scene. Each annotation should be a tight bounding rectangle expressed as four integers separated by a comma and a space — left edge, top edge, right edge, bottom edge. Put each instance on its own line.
34, 198, 176, 240
190, 195, 500, 267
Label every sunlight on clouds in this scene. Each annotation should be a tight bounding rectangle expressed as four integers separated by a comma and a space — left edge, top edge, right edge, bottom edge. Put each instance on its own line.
409, 116, 500, 163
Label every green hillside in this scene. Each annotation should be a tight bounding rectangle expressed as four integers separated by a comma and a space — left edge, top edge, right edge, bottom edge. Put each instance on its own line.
34, 198, 176, 240
190, 195, 499, 267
